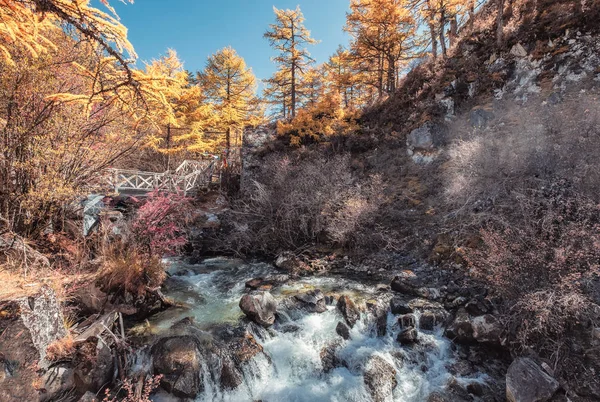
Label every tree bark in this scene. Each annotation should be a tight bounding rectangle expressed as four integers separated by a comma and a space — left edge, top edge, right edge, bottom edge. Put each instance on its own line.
449, 17, 458, 48
497, 0, 505, 48
439, 10, 448, 58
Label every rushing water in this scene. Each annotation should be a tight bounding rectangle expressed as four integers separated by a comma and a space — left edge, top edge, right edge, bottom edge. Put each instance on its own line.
147, 258, 485, 402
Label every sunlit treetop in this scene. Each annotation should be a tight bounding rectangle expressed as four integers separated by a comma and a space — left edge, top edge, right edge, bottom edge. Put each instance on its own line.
0, 0, 136, 69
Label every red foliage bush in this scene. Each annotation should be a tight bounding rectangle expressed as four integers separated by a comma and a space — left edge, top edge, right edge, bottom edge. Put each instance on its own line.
130, 191, 191, 257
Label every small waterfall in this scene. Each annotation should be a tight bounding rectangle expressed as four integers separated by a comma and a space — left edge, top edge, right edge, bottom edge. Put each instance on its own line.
147, 258, 488, 402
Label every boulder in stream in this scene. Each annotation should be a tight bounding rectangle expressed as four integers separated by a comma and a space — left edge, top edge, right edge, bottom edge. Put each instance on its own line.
336, 321, 351, 340
337, 295, 360, 327
294, 289, 327, 313
152, 336, 203, 398
239, 291, 278, 327
390, 297, 413, 315
398, 327, 418, 345
506, 358, 559, 402
320, 341, 344, 373
364, 355, 398, 402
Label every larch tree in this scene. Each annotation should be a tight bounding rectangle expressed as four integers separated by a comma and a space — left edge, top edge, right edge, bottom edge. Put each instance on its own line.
198, 46, 259, 155
298, 65, 325, 109
143, 50, 215, 170
324, 46, 365, 109
263, 69, 292, 119
345, 0, 418, 97
264, 6, 317, 118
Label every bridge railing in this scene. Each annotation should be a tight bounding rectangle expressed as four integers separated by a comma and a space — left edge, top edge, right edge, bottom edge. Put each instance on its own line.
107, 159, 217, 195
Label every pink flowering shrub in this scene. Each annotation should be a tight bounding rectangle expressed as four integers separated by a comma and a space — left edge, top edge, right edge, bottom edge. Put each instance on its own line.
130, 191, 191, 257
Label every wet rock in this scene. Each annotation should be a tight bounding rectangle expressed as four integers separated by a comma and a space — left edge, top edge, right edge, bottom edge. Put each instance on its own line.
419, 310, 447, 331
239, 291, 277, 327
162, 277, 206, 305
466, 381, 486, 397
245, 278, 274, 291
376, 314, 387, 337
325, 294, 339, 306
72, 338, 115, 393
320, 341, 343, 373
220, 354, 243, 390
390, 298, 413, 315
227, 330, 264, 364
391, 273, 419, 296
427, 392, 451, 402
399, 314, 416, 329
366, 298, 389, 337
337, 296, 360, 327
152, 336, 203, 398
472, 315, 503, 345
447, 376, 475, 401
445, 308, 475, 344
506, 358, 559, 402
364, 356, 398, 402
398, 327, 418, 345
294, 289, 327, 313
336, 321, 351, 340
280, 323, 301, 333
447, 360, 475, 377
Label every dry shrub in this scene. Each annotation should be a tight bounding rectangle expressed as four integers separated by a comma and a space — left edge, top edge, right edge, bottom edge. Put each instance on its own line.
102, 375, 163, 402
462, 184, 600, 378
98, 243, 166, 297
445, 94, 600, 226
224, 153, 383, 255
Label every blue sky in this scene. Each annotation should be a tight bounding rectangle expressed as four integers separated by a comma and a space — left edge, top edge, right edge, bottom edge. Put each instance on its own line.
110, 0, 350, 83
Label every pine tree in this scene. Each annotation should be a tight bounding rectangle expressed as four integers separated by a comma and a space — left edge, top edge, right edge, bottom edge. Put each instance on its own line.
264, 6, 317, 118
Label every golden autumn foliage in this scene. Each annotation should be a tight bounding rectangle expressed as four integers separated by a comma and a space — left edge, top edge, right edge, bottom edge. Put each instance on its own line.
142, 49, 216, 168
198, 46, 261, 153
345, 0, 419, 97
277, 92, 358, 147
0, 0, 135, 68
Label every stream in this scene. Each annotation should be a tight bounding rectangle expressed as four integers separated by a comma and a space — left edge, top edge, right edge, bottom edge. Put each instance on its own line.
139, 258, 491, 402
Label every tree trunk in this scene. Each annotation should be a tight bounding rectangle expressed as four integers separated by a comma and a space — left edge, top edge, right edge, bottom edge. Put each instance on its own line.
439, 10, 448, 58
166, 123, 171, 171
378, 53, 384, 98
497, 0, 505, 47
449, 17, 458, 48
226, 126, 231, 157
386, 54, 396, 95
291, 63, 296, 118
469, 2, 475, 31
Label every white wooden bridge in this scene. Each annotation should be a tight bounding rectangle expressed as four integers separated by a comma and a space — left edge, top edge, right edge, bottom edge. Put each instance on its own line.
107, 159, 219, 196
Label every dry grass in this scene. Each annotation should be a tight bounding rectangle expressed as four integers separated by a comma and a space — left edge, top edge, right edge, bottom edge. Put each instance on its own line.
98, 243, 166, 297
46, 334, 76, 362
